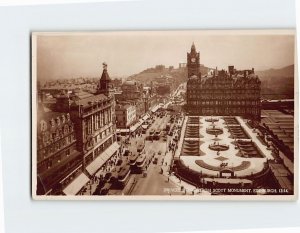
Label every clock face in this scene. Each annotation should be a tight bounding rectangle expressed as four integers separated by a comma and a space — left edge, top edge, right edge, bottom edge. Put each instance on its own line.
191, 58, 196, 63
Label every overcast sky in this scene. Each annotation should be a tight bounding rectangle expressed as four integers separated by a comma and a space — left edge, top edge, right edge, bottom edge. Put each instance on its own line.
36, 31, 295, 80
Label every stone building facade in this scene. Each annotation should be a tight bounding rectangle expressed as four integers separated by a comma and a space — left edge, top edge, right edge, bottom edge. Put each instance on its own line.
36, 112, 81, 195
36, 63, 120, 195
115, 104, 137, 129
186, 43, 261, 120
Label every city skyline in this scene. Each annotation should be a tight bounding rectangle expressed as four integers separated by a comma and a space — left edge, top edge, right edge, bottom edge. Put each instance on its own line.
36, 31, 295, 80
33, 31, 295, 199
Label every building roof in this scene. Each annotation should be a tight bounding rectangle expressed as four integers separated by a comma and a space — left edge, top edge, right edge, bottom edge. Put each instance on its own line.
116, 104, 134, 110
74, 93, 108, 107
261, 110, 294, 152
74, 91, 94, 99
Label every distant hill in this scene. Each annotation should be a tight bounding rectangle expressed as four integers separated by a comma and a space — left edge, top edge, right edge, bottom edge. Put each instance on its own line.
256, 65, 294, 99
256, 64, 294, 78
127, 66, 187, 87
127, 65, 210, 87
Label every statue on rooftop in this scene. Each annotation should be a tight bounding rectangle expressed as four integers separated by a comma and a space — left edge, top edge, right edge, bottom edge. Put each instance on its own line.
102, 62, 107, 70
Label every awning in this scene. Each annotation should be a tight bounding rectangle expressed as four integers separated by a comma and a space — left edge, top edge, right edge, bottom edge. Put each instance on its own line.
62, 173, 89, 195
130, 122, 142, 132
151, 105, 160, 113
117, 129, 130, 133
142, 114, 150, 121
86, 142, 120, 176
101, 148, 114, 162
86, 154, 106, 176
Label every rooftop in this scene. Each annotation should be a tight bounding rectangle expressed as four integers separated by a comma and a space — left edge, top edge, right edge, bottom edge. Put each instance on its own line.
73, 93, 108, 107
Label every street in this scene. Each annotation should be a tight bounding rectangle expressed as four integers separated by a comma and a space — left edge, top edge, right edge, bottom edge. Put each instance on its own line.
119, 111, 185, 195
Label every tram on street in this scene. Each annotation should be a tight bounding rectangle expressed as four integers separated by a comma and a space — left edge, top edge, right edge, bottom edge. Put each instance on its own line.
137, 142, 145, 153
117, 165, 131, 188
135, 154, 147, 174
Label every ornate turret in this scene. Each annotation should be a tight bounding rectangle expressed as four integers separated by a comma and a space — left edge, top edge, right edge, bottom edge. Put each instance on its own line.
97, 62, 113, 96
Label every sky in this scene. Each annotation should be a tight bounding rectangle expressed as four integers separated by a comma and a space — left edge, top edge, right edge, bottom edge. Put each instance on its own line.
35, 31, 295, 80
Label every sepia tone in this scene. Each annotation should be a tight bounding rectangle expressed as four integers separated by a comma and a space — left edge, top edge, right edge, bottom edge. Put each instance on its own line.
32, 30, 297, 200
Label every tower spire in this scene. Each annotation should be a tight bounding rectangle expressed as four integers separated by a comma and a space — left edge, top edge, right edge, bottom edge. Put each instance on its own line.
191, 42, 196, 52
97, 61, 112, 96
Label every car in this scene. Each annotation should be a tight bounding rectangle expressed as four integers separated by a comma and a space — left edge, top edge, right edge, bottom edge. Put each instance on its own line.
116, 159, 123, 166
153, 157, 158, 164
158, 151, 162, 155
123, 149, 130, 156
104, 172, 112, 181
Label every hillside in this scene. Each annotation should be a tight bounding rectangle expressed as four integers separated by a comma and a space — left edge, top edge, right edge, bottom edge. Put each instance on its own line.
127, 65, 210, 87
257, 65, 294, 99
256, 64, 294, 78
127, 67, 187, 87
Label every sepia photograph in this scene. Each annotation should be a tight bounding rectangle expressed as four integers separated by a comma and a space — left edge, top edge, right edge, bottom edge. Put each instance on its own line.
31, 30, 297, 200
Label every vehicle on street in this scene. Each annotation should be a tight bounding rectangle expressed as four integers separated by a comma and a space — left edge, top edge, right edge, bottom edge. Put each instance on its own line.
154, 130, 161, 140
174, 135, 179, 142
100, 183, 112, 195
134, 154, 147, 173
123, 148, 130, 156
149, 129, 155, 138
117, 165, 131, 188
137, 142, 145, 153
165, 123, 171, 131
129, 155, 138, 170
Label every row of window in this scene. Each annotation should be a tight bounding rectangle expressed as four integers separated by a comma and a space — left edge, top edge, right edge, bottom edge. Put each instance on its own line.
85, 137, 113, 166
187, 89, 260, 95
96, 126, 112, 142
84, 108, 112, 136
188, 100, 260, 105
199, 108, 260, 115
40, 124, 74, 147
187, 95, 260, 100
38, 134, 75, 160
37, 145, 75, 173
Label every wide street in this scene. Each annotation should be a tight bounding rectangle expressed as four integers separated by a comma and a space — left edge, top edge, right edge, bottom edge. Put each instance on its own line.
121, 111, 186, 195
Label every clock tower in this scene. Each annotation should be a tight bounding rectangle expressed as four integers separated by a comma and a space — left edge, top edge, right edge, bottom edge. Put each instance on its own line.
187, 42, 200, 79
